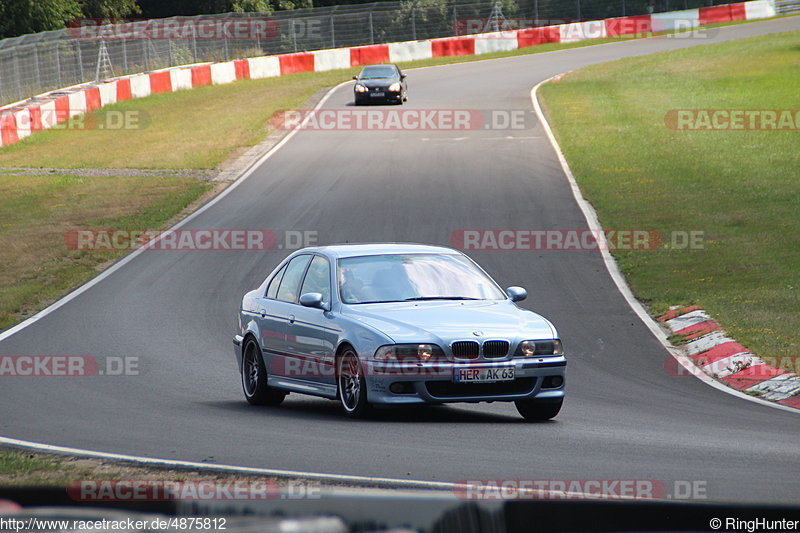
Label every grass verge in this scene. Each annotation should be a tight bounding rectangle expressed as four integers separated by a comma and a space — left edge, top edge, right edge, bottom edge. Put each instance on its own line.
0, 173, 211, 330
539, 30, 800, 356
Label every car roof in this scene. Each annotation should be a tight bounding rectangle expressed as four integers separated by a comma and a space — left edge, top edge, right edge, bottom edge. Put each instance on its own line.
300, 243, 461, 259
361, 64, 397, 70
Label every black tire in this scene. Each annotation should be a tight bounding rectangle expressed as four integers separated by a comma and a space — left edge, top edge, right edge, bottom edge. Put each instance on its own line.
241, 337, 286, 406
337, 347, 372, 418
515, 398, 562, 421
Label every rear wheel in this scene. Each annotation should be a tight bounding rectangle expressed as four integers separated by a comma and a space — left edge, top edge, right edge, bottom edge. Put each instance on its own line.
241, 337, 286, 406
515, 398, 562, 421
337, 348, 372, 418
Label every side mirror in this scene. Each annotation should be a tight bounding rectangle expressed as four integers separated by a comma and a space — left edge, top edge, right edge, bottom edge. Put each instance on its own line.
506, 286, 527, 302
352, 76, 358, 80
400, 74, 407, 80
300, 292, 328, 310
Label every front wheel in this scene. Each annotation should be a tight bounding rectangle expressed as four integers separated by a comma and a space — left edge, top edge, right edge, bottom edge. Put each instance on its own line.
337, 348, 372, 418
515, 398, 562, 421
241, 337, 286, 406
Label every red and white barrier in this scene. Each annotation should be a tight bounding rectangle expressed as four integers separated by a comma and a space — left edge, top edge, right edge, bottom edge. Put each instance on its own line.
0, 0, 777, 148
660, 306, 800, 409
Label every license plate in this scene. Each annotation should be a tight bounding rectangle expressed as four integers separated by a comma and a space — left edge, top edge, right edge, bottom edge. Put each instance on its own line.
370, 92, 385, 97
454, 366, 515, 383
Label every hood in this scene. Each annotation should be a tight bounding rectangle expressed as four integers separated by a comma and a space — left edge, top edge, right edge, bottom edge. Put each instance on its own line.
342, 300, 556, 346
358, 79, 396, 89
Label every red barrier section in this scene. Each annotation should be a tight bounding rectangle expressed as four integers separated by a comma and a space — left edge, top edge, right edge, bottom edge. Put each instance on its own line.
350, 45, 391, 67
148, 71, 172, 94
432, 37, 476, 57
517, 26, 561, 48
29, 106, 43, 132
54, 94, 71, 123
85, 87, 102, 111
234, 59, 250, 80
116, 79, 132, 102
279, 53, 315, 75
605, 15, 653, 36
699, 3, 747, 25
191, 65, 212, 87
0, 113, 18, 145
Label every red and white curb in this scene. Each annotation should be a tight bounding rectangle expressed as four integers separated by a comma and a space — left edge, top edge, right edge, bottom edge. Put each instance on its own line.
659, 306, 800, 409
0, 0, 776, 149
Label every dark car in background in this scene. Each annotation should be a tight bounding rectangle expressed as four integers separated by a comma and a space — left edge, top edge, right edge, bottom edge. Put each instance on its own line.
353, 64, 407, 105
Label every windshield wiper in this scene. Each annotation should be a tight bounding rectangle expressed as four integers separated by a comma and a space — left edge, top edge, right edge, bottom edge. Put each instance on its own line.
403, 296, 480, 301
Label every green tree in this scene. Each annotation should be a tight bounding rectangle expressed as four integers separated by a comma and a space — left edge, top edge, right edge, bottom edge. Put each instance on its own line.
80, 0, 142, 19
0, 0, 83, 38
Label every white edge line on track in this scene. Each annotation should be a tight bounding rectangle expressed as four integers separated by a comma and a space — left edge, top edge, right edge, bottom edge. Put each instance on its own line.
0, 435, 645, 501
0, 436, 456, 491
530, 77, 798, 415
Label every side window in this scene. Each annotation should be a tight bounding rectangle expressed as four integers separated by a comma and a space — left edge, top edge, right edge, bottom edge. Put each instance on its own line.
265, 264, 287, 299
300, 255, 331, 304
276, 255, 312, 303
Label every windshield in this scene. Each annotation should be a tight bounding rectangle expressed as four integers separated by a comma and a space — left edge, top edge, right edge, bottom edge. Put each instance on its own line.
337, 253, 506, 304
359, 66, 397, 79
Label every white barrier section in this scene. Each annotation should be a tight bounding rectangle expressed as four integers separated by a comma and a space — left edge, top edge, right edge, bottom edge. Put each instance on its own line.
651, 8, 700, 32
745, 0, 777, 18
67, 91, 87, 117
313, 48, 351, 71
388, 41, 433, 63
474, 31, 519, 54
13, 108, 31, 140
210, 62, 237, 85
129, 74, 152, 98
559, 20, 608, 43
247, 56, 281, 79
170, 68, 193, 91
97, 81, 118, 106
39, 100, 57, 130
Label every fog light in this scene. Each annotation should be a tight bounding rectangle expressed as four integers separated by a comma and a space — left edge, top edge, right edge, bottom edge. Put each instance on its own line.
390, 382, 414, 394
542, 376, 564, 388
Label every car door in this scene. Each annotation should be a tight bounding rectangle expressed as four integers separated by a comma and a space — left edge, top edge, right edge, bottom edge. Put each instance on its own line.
285, 254, 339, 389
260, 254, 312, 377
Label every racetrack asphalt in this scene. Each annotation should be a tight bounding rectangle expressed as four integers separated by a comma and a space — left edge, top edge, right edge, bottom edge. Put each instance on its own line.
0, 17, 798, 504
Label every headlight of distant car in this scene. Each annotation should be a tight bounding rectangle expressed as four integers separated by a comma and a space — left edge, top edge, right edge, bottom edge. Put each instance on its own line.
375, 344, 445, 362
388, 82, 402, 92
354, 83, 368, 92
515, 339, 563, 357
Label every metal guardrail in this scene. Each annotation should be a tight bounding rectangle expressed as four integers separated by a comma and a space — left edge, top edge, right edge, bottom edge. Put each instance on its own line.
773, 0, 800, 13
0, 0, 736, 107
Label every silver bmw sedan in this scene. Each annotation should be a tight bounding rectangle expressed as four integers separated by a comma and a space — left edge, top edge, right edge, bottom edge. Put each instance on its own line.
234, 243, 565, 420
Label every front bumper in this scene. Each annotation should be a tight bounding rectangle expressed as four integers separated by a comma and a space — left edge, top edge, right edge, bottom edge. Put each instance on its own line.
355, 89, 402, 104
363, 356, 566, 405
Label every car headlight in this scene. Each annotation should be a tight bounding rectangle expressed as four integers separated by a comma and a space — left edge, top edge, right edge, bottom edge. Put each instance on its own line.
354, 83, 368, 93
388, 82, 401, 92
375, 344, 444, 362
515, 339, 563, 357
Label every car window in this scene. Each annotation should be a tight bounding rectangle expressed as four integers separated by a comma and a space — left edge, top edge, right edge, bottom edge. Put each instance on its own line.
265, 264, 287, 299
360, 66, 397, 79
338, 253, 506, 304
276, 255, 312, 303
300, 255, 331, 304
